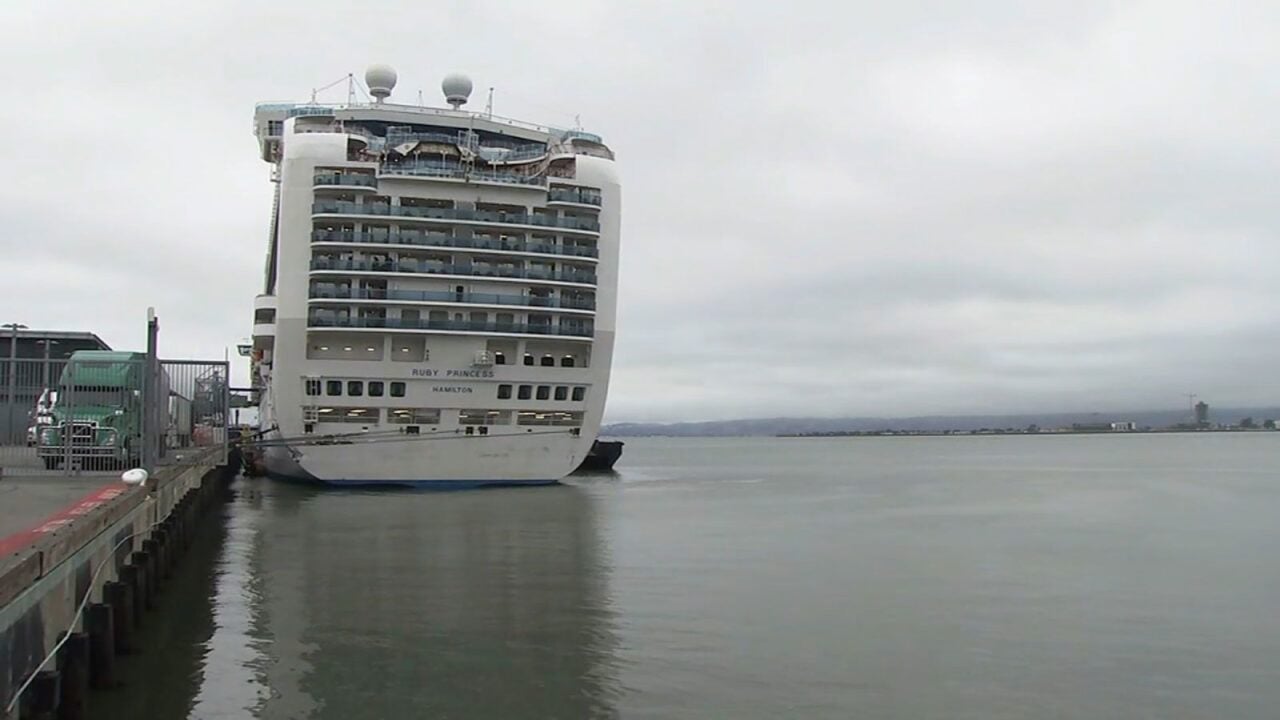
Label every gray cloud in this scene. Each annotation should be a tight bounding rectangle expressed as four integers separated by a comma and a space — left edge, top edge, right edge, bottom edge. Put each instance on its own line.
1, 0, 1277, 422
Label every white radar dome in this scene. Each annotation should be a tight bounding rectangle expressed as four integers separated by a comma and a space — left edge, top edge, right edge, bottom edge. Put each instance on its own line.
442, 73, 473, 108
365, 64, 398, 101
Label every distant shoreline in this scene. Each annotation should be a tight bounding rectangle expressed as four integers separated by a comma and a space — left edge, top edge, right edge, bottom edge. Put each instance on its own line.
777, 427, 1277, 438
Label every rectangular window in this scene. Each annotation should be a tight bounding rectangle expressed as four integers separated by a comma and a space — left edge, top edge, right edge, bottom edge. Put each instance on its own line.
305, 379, 321, 396
316, 407, 380, 424
326, 380, 342, 396
554, 386, 568, 401
523, 354, 535, 366
387, 408, 441, 425
347, 381, 363, 397
540, 355, 555, 367
560, 356, 575, 367
497, 384, 512, 399
536, 385, 551, 400
460, 410, 512, 425
571, 387, 586, 402
390, 382, 406, 397
494, 352, 506, 365
517, 385, 532, 400
517, 411, 584, 427
368, 381, 384, 397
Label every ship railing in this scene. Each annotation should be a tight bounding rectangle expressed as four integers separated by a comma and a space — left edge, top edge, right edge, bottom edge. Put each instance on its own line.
310, 231, 598, 258
379, 162, 547, 187
308, 287, 596, 310
312, 201, 602, 233
313, 172, 377, 187
307, 315, 594, 337
548, 189, 603, 206
308, 258, 598, 285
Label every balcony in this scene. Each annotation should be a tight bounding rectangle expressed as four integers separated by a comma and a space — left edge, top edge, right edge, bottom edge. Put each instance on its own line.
308, 315, 594, 339
309, 286, 596, 311
309, 258, 598, 286
314, 172, 377, 188
311, 230, 598, 259
312, 201, 602, 234
548, 188, 603, 207
379, 161, 547, 187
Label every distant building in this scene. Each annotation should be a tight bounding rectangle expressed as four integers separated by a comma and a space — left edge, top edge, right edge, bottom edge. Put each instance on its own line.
1110, 421, 1137, 431
1195, 401, 1210, 426
1, 329, 112, 440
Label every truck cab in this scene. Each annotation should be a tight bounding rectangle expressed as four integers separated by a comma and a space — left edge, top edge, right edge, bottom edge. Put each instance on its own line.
37, 351, 148, 470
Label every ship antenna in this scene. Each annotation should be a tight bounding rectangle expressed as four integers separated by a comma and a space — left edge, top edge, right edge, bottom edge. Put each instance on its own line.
486, 87, 494, 118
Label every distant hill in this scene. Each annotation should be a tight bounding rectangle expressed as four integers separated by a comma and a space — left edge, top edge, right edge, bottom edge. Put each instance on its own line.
602, 408, 1280, 437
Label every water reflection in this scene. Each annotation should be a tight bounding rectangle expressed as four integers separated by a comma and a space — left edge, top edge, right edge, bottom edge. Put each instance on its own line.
192, 480, 620, 719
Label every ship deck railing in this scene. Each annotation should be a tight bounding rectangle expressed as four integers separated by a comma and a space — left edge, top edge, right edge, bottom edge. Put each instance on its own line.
311, 230, 599, 259
307, 315, 594, 337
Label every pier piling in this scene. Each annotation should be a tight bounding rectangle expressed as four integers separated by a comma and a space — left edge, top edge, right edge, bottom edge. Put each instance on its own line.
85, 604, 114, 690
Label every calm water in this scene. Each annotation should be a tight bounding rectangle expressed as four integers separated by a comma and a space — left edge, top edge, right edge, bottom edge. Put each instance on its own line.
101, 434, 1280, 719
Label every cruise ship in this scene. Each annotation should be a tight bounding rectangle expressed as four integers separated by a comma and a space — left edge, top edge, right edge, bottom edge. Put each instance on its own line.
248, 66, 618, 487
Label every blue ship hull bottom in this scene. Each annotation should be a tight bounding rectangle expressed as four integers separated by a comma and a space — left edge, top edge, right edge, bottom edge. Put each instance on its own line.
264, 470, 560, 490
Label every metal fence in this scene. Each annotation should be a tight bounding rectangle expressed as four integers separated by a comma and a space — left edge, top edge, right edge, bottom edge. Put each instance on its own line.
0, 320, 229, 477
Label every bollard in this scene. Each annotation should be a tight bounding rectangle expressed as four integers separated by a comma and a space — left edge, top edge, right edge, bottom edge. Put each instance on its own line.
57, 632, 89, 720
86, 603, 115, 689
103, 580, 135, 653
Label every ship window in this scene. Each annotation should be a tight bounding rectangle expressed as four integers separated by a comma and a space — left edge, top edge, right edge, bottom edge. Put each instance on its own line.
517, 411, 583, 427
316, 407, 380, 423
571, 428, 581, 436
497, 384, 512, 399
406, 425, 420, 435
390, 382, 406, 397
561, 356, 575, 367
388, 408, 440, 424
536, 385, 550, 400
517, 385, 532, 400
305, 379, 321, 396
347, 381, 363, 397
326, 380, 342, 396
523, 353, 534, 366
494, 352, 506, 365
540, 355, 555, 367
304, 423, 315, 434
572, 387, 586, 402
368, 381, 384, 397
479, 426, 489, 435
554, 386, 568, 401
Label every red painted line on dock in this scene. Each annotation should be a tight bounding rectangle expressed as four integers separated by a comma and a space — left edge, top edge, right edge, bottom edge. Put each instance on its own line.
0, 484, 131, 557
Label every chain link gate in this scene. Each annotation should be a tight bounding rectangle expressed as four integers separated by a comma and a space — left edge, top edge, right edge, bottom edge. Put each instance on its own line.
0, 318, 229, 477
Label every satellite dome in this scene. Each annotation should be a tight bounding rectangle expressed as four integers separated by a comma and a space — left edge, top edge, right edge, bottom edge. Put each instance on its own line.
442, 73, 473, 108
365, 64, 397, 102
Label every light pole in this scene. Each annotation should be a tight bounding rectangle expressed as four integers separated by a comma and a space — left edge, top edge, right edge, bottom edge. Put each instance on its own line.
4, 323, 28, 447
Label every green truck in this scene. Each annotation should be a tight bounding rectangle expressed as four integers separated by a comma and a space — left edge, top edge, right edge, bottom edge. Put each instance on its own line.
36, 351, 160, 470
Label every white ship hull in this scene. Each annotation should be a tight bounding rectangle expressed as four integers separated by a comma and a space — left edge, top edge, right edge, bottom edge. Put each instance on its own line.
259, 432, 593, 488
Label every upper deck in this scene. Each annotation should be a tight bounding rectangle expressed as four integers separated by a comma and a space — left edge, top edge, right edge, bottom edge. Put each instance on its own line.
253, 99, 612, 165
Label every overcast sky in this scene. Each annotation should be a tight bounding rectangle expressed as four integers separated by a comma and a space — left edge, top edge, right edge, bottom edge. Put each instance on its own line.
2, 1, 1277, 422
